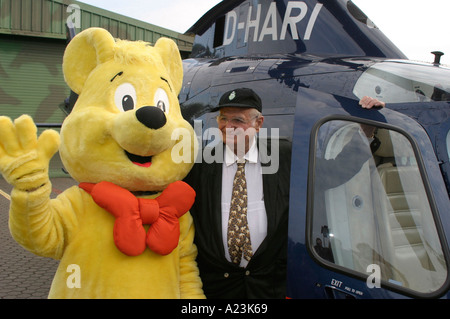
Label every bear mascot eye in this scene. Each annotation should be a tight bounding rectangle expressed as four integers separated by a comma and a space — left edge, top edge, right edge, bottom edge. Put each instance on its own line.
154, 88, 170, 113
115, 83, 137, 112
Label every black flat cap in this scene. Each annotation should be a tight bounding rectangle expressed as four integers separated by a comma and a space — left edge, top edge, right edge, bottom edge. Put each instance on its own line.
213, 88, 262, 112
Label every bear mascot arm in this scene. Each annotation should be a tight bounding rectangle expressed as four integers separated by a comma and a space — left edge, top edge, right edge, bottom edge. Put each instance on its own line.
0, 115, 76, 258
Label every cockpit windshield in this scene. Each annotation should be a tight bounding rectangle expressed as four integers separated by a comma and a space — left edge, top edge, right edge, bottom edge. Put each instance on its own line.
353, 61, 450, 103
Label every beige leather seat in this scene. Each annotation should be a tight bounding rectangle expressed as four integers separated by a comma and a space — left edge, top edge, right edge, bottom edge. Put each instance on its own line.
373, 129, 446, 292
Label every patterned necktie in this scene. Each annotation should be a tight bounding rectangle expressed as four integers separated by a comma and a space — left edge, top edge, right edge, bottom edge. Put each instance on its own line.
227, 161, 253, 265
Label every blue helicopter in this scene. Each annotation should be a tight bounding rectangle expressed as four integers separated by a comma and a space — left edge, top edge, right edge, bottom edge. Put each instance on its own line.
180, 0, 450, 298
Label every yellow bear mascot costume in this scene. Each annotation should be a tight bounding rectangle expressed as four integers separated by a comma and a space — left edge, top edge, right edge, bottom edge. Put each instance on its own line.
0, 27, 204, 298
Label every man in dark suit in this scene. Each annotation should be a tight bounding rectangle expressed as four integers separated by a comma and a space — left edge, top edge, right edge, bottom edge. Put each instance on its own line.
185, 88, 291, 298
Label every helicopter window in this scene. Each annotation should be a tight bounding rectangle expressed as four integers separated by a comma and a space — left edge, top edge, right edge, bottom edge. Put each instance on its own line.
214, 15, 226, 48
310, 120, 447, 296
353, 61, 450, 103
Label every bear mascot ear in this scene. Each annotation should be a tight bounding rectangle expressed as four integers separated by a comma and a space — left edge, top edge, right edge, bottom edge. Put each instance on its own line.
63, 28, 116, 94
153, 37, 183, 95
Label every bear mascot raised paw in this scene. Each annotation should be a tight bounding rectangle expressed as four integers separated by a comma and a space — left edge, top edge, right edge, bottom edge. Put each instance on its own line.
0, 27, 205, 299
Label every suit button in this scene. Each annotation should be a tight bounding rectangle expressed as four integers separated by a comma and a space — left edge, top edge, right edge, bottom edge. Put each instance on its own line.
224, 273, 229, 278
245, 270, 250, 276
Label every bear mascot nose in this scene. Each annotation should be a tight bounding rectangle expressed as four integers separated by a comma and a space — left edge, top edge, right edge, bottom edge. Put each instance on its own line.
136, 106, 167, 130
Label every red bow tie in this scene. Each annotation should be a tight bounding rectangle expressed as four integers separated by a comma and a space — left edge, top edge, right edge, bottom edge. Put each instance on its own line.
79, 181, 195, 256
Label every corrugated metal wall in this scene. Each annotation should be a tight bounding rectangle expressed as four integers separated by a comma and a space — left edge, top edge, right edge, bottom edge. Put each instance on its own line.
0, 0, 193, 52
0, 0, 68, 38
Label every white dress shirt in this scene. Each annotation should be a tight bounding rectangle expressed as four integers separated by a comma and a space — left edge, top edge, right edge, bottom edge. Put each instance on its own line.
221, 138, 268, 268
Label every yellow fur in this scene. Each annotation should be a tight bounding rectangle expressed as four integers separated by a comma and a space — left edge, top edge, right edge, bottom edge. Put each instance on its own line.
0, 27, 203, 298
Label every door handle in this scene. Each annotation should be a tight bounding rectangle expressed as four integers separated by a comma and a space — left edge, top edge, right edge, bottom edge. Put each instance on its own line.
324, 286, 356, 299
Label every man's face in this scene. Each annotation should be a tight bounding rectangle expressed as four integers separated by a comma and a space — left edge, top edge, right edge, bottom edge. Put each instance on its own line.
217, 107, 264, 156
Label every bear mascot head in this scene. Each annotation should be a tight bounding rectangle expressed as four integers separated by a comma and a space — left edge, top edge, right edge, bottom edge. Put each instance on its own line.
0, 27, 204, 299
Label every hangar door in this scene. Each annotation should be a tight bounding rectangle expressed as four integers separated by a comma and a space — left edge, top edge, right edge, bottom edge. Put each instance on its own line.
0, 34, 69, 123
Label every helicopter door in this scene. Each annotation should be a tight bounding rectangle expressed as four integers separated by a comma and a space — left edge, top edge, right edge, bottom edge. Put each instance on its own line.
311, 120, 447, 296
286, 88, 450, 299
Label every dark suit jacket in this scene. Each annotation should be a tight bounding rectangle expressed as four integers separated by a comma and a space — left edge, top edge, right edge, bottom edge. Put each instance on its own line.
185, 138, 291, 299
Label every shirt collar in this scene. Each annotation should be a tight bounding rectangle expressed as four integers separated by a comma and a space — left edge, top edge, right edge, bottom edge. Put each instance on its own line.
225, 137, 258, 166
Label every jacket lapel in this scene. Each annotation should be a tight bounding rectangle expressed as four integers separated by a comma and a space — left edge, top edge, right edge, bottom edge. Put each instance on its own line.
251, 138, 280, 258
204, 151, 227, 260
